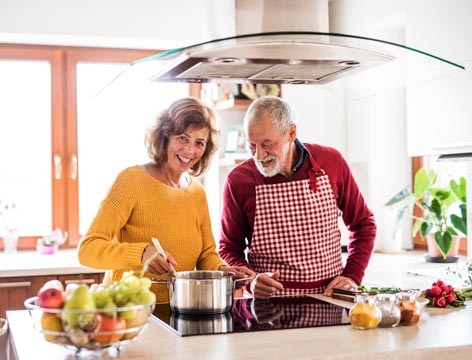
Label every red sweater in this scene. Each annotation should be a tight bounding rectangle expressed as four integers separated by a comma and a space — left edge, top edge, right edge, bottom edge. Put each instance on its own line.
219, 143, 376, 285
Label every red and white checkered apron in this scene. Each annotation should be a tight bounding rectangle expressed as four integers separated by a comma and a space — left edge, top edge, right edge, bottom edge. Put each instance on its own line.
249, 155, 343, 296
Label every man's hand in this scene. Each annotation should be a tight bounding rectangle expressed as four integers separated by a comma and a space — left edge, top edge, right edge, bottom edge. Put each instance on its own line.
219, 265, 256, 279
250, 271, 283, 299
323, 275, 358, 297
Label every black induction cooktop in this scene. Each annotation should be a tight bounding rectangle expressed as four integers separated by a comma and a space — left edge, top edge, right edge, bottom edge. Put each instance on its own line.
152, 296, 350, 336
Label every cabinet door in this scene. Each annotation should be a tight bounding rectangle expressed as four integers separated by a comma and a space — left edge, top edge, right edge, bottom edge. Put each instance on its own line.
0, 275, 57, 318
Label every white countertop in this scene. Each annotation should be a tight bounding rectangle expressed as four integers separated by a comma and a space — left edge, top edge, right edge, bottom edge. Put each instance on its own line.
7, 298, 472, 360
0, 249, 103, 277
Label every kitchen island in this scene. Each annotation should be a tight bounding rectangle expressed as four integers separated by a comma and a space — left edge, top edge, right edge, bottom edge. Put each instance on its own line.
5, 251, 472, 359
6, 299, 472, 359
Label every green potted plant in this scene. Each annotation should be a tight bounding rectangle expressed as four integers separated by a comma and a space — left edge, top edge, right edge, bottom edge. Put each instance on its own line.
385, 167, 467, 261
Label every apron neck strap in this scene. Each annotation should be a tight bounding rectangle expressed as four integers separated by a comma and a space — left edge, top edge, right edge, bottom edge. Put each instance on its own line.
307, 153, 325, 192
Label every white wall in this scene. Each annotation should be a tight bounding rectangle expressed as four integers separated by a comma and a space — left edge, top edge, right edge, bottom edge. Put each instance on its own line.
0, 0, 235, 49
282, 85, 346, 152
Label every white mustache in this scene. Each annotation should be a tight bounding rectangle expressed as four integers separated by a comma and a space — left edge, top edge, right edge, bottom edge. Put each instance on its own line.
258, 155, 276, 163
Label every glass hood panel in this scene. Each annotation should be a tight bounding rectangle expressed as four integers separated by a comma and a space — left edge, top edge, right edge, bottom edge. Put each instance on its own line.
109, 32, 465, 100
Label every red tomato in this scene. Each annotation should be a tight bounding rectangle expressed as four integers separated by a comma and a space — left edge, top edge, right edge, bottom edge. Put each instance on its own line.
93, 315, 126, 344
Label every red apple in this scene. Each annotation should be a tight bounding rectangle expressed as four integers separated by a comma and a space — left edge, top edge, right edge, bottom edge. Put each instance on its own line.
38, 287, 65, 309
93, 315, 126, 344
41, 279, 64, 292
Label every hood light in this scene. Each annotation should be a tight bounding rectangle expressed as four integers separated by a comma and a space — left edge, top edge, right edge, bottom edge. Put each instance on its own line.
214, 57, 241, 64
339, 60, 360, 66
287, 80, 310, 84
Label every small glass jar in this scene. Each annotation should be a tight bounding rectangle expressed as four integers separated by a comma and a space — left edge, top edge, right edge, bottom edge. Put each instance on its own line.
397, 292, 422, 326
349, 294, 381, 330
376, 294, 401, 328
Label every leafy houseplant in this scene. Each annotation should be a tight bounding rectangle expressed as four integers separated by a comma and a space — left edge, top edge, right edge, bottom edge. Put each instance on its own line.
385, 167, 467, 259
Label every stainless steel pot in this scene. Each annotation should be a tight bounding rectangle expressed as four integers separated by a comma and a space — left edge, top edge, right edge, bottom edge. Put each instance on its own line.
153, 270, 249, 314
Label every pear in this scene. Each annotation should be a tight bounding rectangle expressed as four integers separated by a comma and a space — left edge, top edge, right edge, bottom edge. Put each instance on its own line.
63, 284, 96, 328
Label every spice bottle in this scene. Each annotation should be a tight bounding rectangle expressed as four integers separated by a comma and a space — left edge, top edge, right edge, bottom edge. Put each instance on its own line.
376, 294, 401, 328
349, 294, 381, 330
397, 292, 422, 326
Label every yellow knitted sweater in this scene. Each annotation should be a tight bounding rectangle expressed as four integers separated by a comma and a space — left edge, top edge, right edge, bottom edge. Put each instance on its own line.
78, 165, 226, 303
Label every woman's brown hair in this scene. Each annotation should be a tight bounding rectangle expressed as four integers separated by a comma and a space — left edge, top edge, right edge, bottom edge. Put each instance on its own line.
145, 97, 218, 177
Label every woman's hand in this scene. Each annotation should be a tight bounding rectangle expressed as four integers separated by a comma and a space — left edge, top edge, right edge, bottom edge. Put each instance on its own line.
323, 275, 358, 297
250, 271, 283, 299
142, 245, 178, 275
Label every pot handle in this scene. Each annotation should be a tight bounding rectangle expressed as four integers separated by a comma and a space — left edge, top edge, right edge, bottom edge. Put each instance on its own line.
233, 276, 254, 290
150, 279, 170, 285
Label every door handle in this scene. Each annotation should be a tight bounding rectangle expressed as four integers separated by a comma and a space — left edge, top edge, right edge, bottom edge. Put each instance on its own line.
70, 154, 78, 180
54, 154, 62, 180
64, 278, 95, 285
0, 281, 31, 288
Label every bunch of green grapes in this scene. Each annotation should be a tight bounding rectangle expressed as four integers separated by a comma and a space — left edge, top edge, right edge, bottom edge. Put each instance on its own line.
89, 271, 156, 320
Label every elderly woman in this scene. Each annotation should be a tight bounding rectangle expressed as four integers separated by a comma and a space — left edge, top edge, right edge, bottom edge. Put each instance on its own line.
78, 97, 254, 303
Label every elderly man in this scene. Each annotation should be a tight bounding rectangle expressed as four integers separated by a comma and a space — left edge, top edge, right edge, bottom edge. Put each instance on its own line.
219, 96, 376, 299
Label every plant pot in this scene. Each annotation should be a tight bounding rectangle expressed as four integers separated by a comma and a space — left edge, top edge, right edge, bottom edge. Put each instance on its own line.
36, 244, 58, 255
425, 234, 460, 263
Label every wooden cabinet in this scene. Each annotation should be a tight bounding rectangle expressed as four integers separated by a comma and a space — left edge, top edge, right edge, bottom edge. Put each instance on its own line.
0, 276, 56, 318
0, 272, 104, 318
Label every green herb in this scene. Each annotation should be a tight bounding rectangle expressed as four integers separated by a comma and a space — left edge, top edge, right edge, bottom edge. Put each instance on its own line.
357, 285, 403, 295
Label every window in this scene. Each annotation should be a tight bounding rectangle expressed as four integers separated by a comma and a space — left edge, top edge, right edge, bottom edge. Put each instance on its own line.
412, 155, 469, 254
0, 44, 190, 249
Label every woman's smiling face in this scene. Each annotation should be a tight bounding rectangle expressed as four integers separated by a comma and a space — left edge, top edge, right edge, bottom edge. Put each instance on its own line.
166, 125, 209, 175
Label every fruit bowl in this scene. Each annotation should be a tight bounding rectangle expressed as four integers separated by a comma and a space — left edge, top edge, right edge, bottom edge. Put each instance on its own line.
24, 296, 154, 356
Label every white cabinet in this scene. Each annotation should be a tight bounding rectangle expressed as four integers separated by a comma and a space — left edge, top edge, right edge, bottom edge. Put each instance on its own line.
404, 0, 472, 156
407, 66, 472, 156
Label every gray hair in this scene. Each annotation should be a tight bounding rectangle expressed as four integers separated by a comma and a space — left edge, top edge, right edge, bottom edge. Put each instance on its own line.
243, 96, 295, 135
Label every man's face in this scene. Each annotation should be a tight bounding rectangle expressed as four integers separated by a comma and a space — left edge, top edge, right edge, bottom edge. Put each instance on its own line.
246, 111, 294, 177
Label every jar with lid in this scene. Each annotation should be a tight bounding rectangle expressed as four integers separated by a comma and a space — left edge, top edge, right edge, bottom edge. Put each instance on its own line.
349, 294, 381, 330
397, 292, 422, 326
376, 294, 401, 328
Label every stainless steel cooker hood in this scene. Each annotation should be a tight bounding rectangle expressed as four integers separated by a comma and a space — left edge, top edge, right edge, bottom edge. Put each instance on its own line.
118, 0, 465, 99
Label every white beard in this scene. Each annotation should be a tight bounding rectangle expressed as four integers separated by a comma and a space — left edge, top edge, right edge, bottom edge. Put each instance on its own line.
255, 156, 282, 177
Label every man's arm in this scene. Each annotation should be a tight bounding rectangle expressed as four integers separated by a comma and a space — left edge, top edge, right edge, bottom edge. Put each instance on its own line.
219, 174, 253, 268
